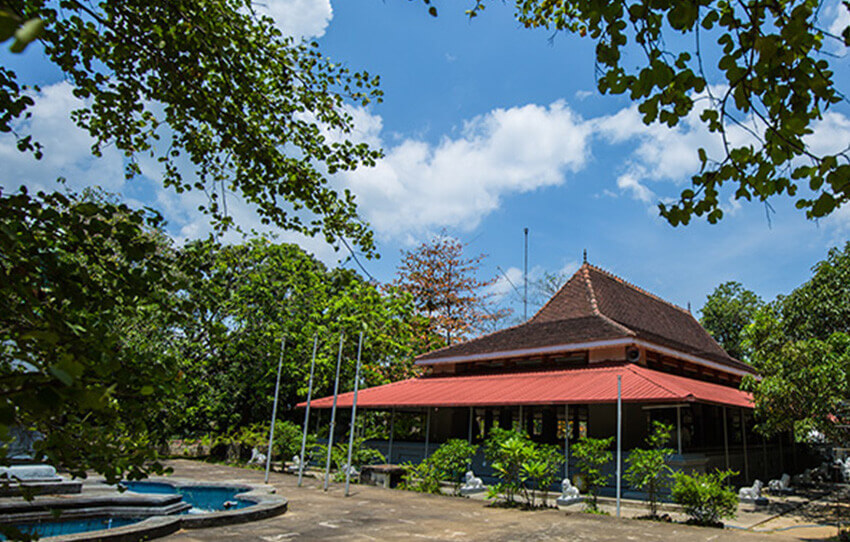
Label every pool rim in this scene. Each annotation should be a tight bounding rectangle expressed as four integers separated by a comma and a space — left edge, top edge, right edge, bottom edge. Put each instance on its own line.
0, 477, 287, 541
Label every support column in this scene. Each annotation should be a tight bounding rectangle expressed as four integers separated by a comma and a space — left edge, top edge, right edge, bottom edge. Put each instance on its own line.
564, 404, 570, 479
676, 406, 682, 455
388, 408, 395, 464
762, 436, 768, 481
723, 406, 730, 471
424, 408, 431, 460
741, 408, 750, 483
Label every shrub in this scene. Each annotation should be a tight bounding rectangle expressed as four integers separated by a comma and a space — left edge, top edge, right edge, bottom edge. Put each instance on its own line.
670, 470, 738, 526
400, 459, 443, 494
429, 439, 479, 495
273, 419, 316, 468
485, 426, 535, 505
625, 421, 674, 517
520, 443, 564, 507
316, 434, 385, 482
571, 436, 613, 511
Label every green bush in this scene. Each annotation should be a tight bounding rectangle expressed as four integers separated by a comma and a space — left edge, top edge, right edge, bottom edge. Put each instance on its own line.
484, 425, 565, 508
273, 419, 316, 468
670, 470, 738, 526
520, 443, 564, 507
400, 439, 478, 495
316, 434, 385, 482
400, 459, 443, 494
625, 421, 674, 517
571, 436, 613, 512
429, 439, 479, 495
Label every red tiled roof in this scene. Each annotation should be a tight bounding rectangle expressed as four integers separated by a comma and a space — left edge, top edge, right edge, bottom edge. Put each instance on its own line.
416, 263, 753, 374
302, 362, 752, 409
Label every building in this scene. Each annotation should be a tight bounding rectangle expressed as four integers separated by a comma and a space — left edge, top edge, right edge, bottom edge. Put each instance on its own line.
308, 263, 803, 486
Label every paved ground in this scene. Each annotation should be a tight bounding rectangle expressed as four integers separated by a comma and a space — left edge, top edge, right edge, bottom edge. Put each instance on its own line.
160, 460, 839, 542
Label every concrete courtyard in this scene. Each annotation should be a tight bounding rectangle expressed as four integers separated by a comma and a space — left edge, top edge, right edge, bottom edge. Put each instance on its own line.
160, 460, 840, 542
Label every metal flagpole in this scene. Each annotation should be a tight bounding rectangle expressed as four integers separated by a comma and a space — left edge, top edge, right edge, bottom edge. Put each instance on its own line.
324, 333, 344, 491
344, 332, 364, 497
616, 375, 622, 518
298, 334, 319, 487
265, 337, 286, 484
523, 227, 528, 321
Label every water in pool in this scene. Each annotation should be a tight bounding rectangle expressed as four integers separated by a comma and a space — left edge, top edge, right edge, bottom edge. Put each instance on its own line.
0, 517, 141, 540
121, 481, 253, 513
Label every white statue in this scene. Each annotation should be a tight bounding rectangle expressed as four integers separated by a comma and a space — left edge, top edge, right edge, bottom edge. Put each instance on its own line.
556, 477, 582, 506
460, 470, 485, 495
738, 479, 764, 502
248, 447, 266, 465
285, 454, 302, 473
768, 473, 792, 493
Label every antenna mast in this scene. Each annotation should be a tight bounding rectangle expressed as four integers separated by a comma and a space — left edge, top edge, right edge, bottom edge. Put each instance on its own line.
523, 228, 529, 321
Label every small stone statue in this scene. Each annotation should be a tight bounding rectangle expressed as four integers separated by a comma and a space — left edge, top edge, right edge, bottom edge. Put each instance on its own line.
768, 473, 792, 494
738, 479, 764, 503
556, 477, 582, 506
248, 447, 267, 465
460, 470, 485, 495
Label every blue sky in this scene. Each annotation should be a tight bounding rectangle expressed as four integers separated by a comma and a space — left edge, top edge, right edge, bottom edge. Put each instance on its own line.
2, 0, 850, 324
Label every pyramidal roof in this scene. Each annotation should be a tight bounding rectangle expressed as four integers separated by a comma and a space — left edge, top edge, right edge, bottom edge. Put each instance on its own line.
416, 263, 753, 374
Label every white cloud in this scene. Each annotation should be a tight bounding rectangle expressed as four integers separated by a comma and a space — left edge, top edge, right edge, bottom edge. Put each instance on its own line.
616, 169, 654, 202
338, 101, 593, 239
255, 0, 333, 39
0, 81, 124, 195
827, 1, 850, 50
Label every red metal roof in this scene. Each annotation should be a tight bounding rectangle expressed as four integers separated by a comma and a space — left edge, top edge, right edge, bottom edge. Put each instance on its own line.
302, 362, 752, 409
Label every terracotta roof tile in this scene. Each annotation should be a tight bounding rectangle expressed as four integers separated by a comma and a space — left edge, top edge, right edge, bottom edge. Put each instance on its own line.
415, 263, 752, 374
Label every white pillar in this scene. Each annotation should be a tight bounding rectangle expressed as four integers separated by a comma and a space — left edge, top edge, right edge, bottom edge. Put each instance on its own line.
265, 337, 285, 484
297, 335, 319, 487
616, 375, 622, 518
344, 332, 364, 497
323, 333, 344, 491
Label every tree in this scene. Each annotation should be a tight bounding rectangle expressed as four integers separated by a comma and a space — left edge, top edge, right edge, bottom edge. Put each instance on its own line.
170, 238, 421, 437
779, 242, 850, 341
3, 0, 382, 254
699, 281, 764, 360
394, 231, 507, 347
0, 188, 183, 482
742, 243, 850, 443
450, 0, 850, 225
625, 421, 674, 517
